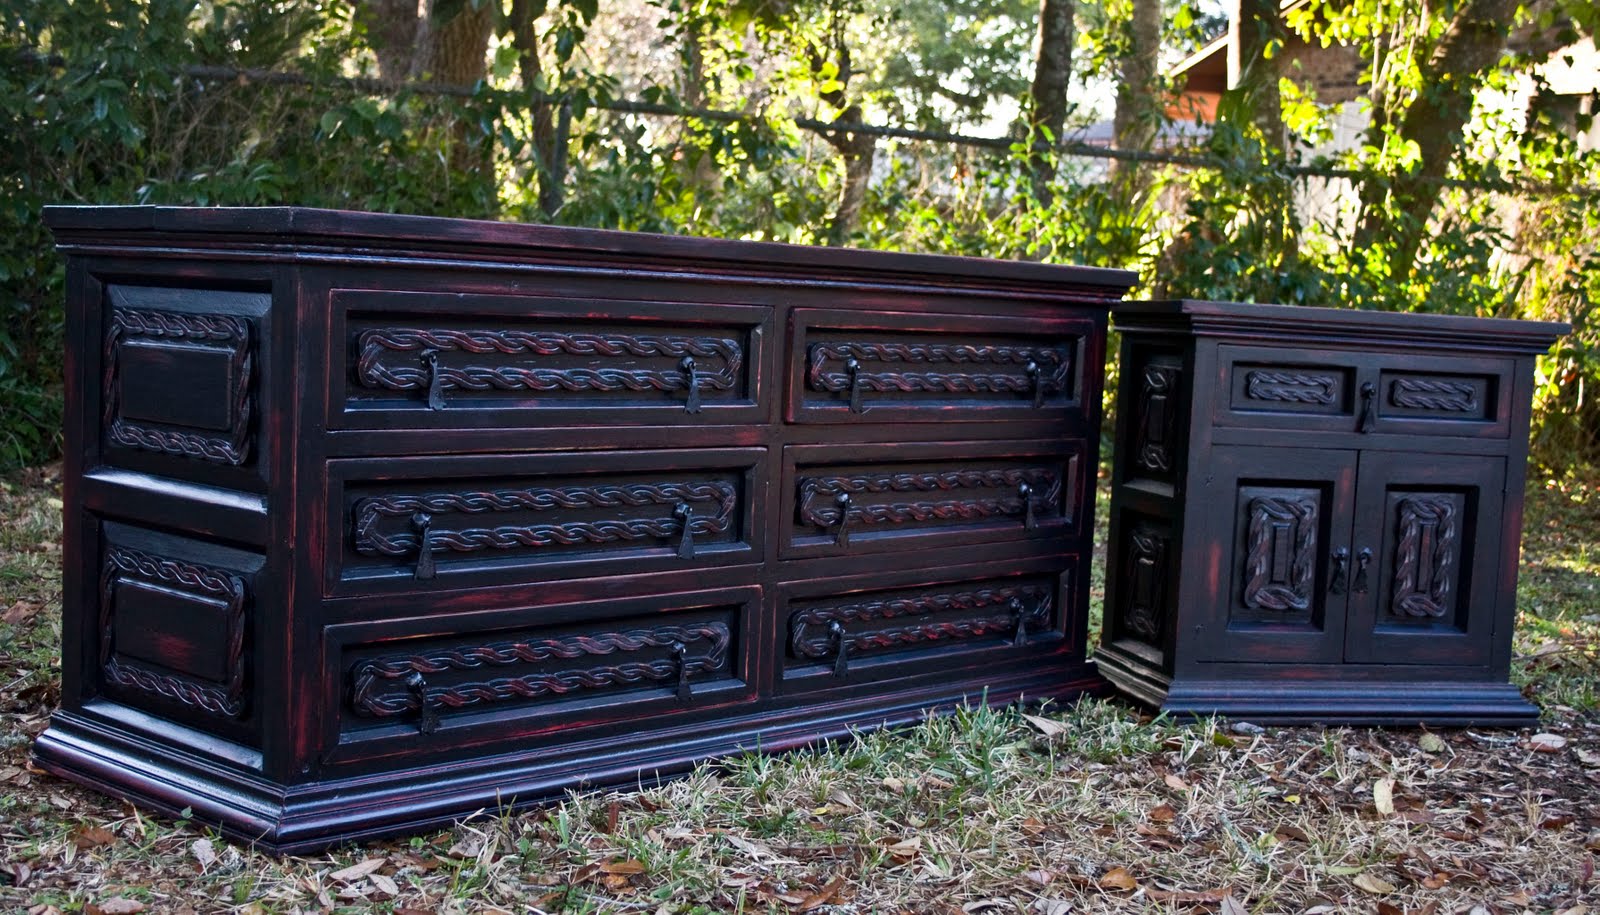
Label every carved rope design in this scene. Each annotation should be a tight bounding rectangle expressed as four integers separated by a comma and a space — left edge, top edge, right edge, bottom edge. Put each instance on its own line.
348, 622, 730, 717
1244, 369, 1338, 405
1392, 496, 1458, 618
1123, 526, 1167, 642
796, 468, 1062, 529
1136, 362, 1180, 473
355, 328, 741, 395
806, 341, 1071, 396
352, 480, 737, 557
1390, 377, 1479, 413
103, 308, 254, 465
1242, 495, 1319, 612
98, 545, 248, 718
789, 584, 1052, 659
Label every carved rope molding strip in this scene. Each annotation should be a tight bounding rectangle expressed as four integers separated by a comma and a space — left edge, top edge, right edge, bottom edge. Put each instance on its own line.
103, 308, 254, 465
796, 468, 1062, 529
1244, 369, 1338, 405
352, 480, 738, 557
1392, 496, 1458, 618
99, 545, 248, 718
348, 622, 731, 717
1242, 495, 1319, 612
789, 584, 1052, 659
355, 328, 742, 394
806, 341, 1072, 395
1390, 377, 1480, 413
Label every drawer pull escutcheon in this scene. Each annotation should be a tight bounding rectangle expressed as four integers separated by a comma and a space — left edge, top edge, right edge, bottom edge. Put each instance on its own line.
1011, 597, 1031, 646
412, 511, 436, 580
1329, 547, 1349, 595
673, 502, 696, 559
846, 358, 864, 413
1026, 361, 1043, 408
405, 672, 439, 734
1018, 482, 1036, 530
673, 642, 692, 701
1358, 382, 1377, 433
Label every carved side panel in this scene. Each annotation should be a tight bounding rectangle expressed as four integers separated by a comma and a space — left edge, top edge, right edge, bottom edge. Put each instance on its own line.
103, 307, 255, 465
1242, 495, 1319, 612
1119, 520, 1171, 645
99, 544, 250, 719
1390, 494, 1461, 620
1131, 354, 1183, 480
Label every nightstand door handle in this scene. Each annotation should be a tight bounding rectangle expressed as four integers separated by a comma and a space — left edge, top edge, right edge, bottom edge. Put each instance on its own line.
1018, 482, 1036, 530
1353, 547, 1372, 594
1329, 547, 1349, 595
1026, 360, 1044, 408
1358, 382, 1377, 433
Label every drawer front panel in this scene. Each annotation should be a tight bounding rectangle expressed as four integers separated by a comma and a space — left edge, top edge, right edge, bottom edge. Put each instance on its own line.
781, 441, 1082, 559
790, 308, 1092, 422
94, 521, 264, 745
1222, 348, 1357, 430
329, 587, 758, 756
329, 449, 763, 593
779, 560, 1073, 691
1374, 364, 1511, 436
336, 290, 768, 428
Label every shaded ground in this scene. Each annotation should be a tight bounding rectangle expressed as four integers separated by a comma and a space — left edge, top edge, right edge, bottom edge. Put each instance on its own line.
1, 464, 1596, 914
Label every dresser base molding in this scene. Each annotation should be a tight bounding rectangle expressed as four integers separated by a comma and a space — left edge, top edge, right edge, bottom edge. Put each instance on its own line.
36, 664, 1104, 854
1095, 646, 1537, 727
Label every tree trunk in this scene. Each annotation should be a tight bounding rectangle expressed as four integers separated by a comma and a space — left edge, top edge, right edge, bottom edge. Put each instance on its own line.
1111, 0, 1161, 184
1230, 0, 1285, 147
824, 107, 876, 246
1027, 0, 1075, 199
509, 0, 566, 216
1353, 0, 1522, 269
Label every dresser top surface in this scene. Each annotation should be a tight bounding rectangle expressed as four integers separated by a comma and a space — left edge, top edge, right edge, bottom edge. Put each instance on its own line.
44, 205, 1137, 298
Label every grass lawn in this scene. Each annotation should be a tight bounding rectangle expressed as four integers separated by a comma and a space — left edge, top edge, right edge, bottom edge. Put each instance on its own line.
1, 464, 1596, 914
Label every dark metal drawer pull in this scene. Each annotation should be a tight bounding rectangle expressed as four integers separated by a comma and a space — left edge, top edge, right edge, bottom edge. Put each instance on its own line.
1011, 597, 1031, 646
680, 356, 702, 414
1018, 482, 1036, 530
423, 349, 446, 411
1358, 382, 1377, 433
1353, 547, 1372, 594
412, 511, 436, 580
1329, 547, 1349, 595
673, 641, 692, 701
834, 492, 852, 547
1026, 361, 1043, 408
673, 502, 696, 559
846, 358, 864, 413
830, 620, 850, 677
406, 672, 439, 735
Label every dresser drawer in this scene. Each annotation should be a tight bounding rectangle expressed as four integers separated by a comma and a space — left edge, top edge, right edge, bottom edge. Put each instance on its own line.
324, 586, 759, 763
334, 290, 769, 429
327, 449, 763, 595
780, 440, 1083, 560
1216, 345, 1513, 439
788, 308, 1092, 422
778, 558, 1075, 692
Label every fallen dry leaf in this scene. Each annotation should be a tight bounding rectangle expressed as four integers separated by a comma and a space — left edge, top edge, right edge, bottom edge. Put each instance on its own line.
92, 900, 146, 915
369, 873, 399, 896
328, 858, 386, 883
1024, 869, 1056, 886
1164, 774, 1190, 792
1220, 894, 1247, 915
1148, 803, 1177, 823
190, 838, 217, 870
1575, 748, 1600, 767
1418, 732, 1447, 754
827, 787, 859, 810
1023, 713, 1069, 737
1098, 867, 1138, 891
600, 858, 646, 875
1529, 733, 1568, 752
1145, 886, 1232, 904
73, 825, 116, 849
1021, 817, 1046, 837
1373, 778, 1396, 816
3, 600, 40, 625
963, 900, 1009, 914
1354, 872, 1398, 895
884, 835, 922, 858
798, 876, 846, 911
1031, 900, 1074, 915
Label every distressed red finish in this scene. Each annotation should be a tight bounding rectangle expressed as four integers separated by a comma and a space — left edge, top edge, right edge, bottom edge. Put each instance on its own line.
35, 205, 1134, 853
1095, 300, 1567, 726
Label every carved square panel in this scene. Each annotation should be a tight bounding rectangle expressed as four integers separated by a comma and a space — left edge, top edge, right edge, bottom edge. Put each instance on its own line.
1385, 491, 1467, 625
1229, 485, 1324, 627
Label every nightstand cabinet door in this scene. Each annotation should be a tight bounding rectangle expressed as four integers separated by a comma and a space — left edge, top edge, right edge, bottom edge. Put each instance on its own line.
1343, 452, 1506, 666
1195, 446, 1358, 665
